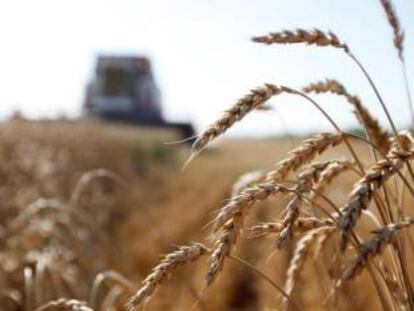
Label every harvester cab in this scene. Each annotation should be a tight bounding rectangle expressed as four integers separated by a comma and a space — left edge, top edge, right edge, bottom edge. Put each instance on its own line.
83, 55, 195, 141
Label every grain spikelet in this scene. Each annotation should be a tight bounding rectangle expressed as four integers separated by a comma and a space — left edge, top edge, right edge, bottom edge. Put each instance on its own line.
248, 217, 334, 238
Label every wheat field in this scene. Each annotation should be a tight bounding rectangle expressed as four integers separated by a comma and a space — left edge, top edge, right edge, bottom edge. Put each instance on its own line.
0, 119, 401, 310
2, 0, 414, 310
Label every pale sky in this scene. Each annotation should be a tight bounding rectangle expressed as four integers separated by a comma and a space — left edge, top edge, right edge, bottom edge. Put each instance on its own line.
0, 0, 413, 136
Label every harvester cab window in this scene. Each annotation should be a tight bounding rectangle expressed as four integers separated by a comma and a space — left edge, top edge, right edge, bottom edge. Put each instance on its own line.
102, 67, 134, 97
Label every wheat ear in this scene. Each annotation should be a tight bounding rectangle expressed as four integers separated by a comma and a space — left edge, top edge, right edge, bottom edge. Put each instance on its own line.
266, 133, 344, 182
308, 159, 355, 200
340, 219, 414, 284
127, 243, 209, 309
303, 79, 390, 153
285, 226, 336, 301
339, 146, 414, 251
191, 84, 284, 155
379, 0, 404, 60
276, 161, 334, 248
379, 0, 414, 130
212, 134, 343, 232
252, 29, 349, 52
206, 217, 240, 286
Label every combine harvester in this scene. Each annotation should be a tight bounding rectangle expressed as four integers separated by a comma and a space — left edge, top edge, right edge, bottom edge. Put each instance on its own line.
83, 55, 195, 141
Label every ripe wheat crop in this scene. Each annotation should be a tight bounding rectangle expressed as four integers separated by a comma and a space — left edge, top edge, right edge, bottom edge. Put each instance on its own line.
129, 1, 414, 310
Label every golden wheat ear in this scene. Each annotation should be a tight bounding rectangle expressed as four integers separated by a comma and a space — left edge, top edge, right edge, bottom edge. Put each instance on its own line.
340, 218, 414, 284
303, 79, 390, 153
252, 29, 349, 52
126, 243, 209, 310
284, 226, 335, 303
189, 84, 285, 157
380, 0, 404, 60
339, 145, 414, 251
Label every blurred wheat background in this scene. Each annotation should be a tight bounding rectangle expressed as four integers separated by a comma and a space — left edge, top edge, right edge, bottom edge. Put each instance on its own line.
0, 119, 382, 310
